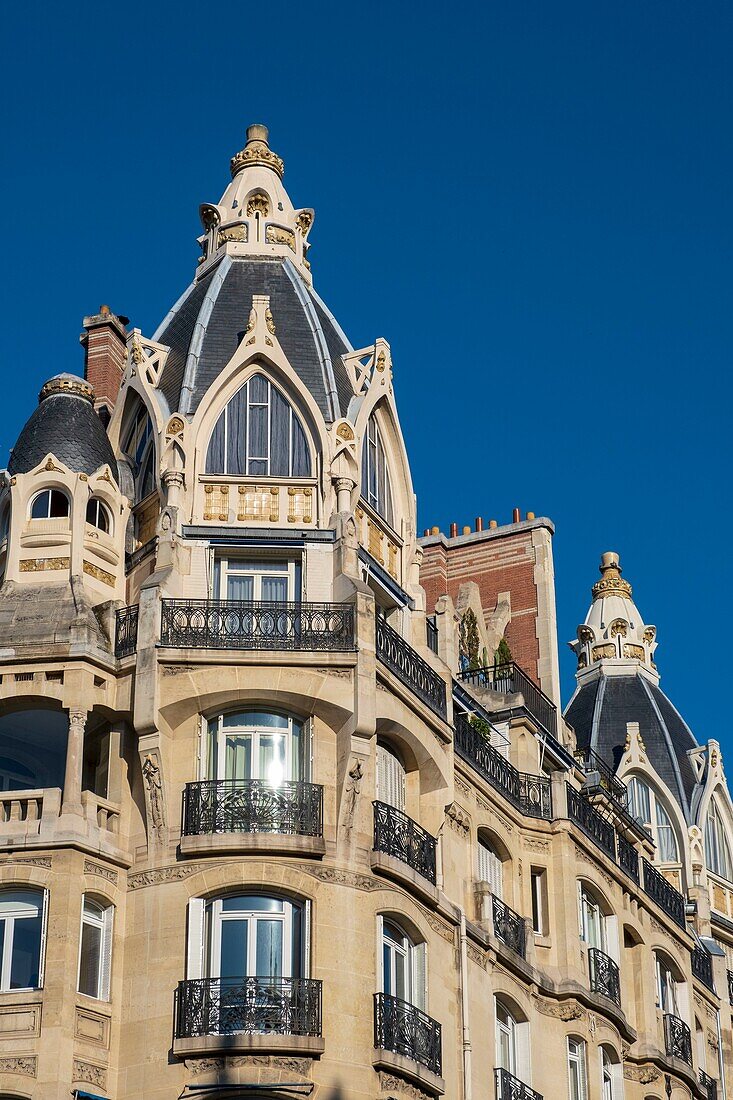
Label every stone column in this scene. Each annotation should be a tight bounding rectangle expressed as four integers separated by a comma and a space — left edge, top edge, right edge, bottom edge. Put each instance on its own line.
62, 708, 87, 816
335, 477, 355, 513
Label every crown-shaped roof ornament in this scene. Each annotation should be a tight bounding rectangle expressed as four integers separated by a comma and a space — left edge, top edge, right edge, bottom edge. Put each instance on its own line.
592, 551, 632, 600
230, 124, 284, 180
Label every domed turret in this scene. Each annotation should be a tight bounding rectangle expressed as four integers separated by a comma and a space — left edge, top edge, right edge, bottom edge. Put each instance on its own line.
565, 551, 699, 819
9, 373, 118, 480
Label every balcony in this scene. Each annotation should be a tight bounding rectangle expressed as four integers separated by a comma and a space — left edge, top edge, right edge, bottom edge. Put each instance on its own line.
495, 1068, 543, 1100
160, 598, 355, 652
376, 617, 447, 721
372, 801, 437, 899
691, 944, 714, 991
588, 947, 620, 1006
617, 834, 640, 883
454, 716, 551, 820
180, 779, 325, 857
492, 896, 526, 958
575, 746, 627, 804
174, 976, 323, 1057
114, 603, 139, 658
642, 859, 686, 929
567, 785, 616, 861
663, 1012, 692, 1065
700, 1071, 718, 1100
459, 662, 557, 738
374, 992, 442, 1078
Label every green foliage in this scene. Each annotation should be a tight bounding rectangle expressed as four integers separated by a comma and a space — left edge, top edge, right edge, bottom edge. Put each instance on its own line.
494, 635, 513, 669
460, 608, 481, 669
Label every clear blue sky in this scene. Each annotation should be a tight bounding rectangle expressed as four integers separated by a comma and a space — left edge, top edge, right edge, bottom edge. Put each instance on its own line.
1, 1, 730, 738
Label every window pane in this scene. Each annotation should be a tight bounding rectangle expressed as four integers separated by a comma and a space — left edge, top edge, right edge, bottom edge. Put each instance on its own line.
226, 575, 253, 602
259, 735, 286, 786
255, 919, 283, 977
223, 711, 288, 729
206, 410, 226, 473
31, 492, 50, 520
219, 919, 247, 979
225, 736, 251, 782
261, 576, 288, 602
249, 404, 268, 463
269, 389, 290, 477
249, 375, 268, 403
222, 896, 284, 912
79, 920, 102, 997
10, 914, 41, 989
228, 385, 248, 475
394, 949, 407, 1000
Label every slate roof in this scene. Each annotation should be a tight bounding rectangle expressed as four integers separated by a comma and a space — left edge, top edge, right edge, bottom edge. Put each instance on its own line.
154, 257, 354, 421
8, 382, 117, 480
565, 673, 699, 819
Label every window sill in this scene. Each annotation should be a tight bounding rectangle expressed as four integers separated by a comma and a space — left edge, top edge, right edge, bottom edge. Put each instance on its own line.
180, 832, 326, 859
373, 1048, 445, 1096
173, 1032, 325, 1060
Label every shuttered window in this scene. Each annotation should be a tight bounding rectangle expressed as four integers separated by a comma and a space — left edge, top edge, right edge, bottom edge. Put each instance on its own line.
567, 1037, 588, 1100
376, 743, 406, 811
478, 837, 504, 900
78, 896, 113, 1001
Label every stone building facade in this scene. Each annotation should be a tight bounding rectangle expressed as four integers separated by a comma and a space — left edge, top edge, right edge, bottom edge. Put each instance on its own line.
0, 126, 729, 1100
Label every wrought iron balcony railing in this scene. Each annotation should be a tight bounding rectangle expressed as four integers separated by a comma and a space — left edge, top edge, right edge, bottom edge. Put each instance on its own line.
492, 896, 526, 958
376, 617, 447, 721
175, 976, 322, 1039
692, 944, 715, 991
700, 1070, 718, 1100
588, 947, 620, 1006
115, 604, 139, 658
454, 716, 552, 820
663, 1012, 692, 1065
642, 859, 686, 929
182, 780, 323, 838
728, 969, 733, 1006
567, 785, 616, 861
460, 662, 557, 738
160, 599, 355, 651
617, 834, 640, 883
495, 1068, 543, 1100
373, 801, 437, 886
374, 992, 442, 1077
574, 746, 628, 805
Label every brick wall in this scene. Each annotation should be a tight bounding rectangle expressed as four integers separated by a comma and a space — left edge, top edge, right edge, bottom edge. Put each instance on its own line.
420, 519, 556, 690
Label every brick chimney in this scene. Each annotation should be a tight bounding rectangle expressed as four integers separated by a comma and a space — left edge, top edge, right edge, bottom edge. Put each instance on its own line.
80, 305, 129, 425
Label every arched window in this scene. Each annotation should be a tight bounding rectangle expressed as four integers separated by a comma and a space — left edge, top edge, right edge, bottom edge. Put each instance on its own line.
85, 498, 110, 533
30, 489, 69, 520
655, 952, 681, 1015
478, 834, 504, 900
705, 799, 733, 882
186, 894, 309, 1035
495, 997, 518, 1075
0, 709, 68, 792
578, 883, 607, 951
206, 374, 311, 477
361, 412, 394, 527
376, 742, 406, 812
204, 711, 308, 785
0, 504, 9, 543
379, 917, 426, 1010
0, 888, 46, 991
600, 1046, 623, 1099
628, 777, 679, 862
122, 403, 156, 504
567, 1036, 588, 1100
78, 895, 113, 1001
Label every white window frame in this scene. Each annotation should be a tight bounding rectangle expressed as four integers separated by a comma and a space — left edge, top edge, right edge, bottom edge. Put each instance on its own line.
377, 915, 426, 1011
77, 894, 113, 1001
531, 868, 545, 935
495, 998, 518, 1075
207, 373, 311, 478
628, 777, 679, 863
29, 489, 70, 521
208, 896, 292, 979
85, 497, 110, 534
0, 888, 48, 992
578, 883, 606, 951
567, 1036, 588, 1100
202, 712, 308, 784
478, 836, 504, 900
213, 557, 296, 603
362, 413, 394, 527
705, 799, 733, 882
655, 954, 680, 1015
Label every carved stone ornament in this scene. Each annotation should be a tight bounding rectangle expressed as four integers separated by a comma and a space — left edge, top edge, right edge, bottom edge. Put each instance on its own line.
623, 1064, 660, 1084
84, 860, 117, 884
0, 855, 52, 868
166, 416, 184, 437
128, 864, 207, 890
535, 996, 585, 1022
455, 774, 471, 798
0, 1055, 37, 1076
426, 915, 455, 944
295, 210, 313, 235
523, 837, 550, 853
336, 421, 355, 442
378, 1071, 433, 1099
142, 753, 165, 835
265, 307, 276, 334
188, 1054, 311, 1076
246, 192, 270, 217
303, 866, 381, 892
342, 758, 363, 834
73, 1059, 106, 1087
445, 801, 470, 833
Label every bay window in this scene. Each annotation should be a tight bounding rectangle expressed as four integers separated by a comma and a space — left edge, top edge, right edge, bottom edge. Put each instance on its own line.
627, 777, 679, 863
203, 711, 308, 785
212, 557, 299, 603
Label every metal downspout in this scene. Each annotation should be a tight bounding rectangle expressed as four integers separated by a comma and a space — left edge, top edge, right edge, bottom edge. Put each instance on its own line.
459, 907, 472, 1100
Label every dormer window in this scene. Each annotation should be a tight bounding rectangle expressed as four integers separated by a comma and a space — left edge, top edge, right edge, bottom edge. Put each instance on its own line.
628, 777, 679, 862
30, 489, 70, 520
86, 498, 110, 534
122, 404, 156, 505
206, 374, 310, 478
361, 412, 394, 527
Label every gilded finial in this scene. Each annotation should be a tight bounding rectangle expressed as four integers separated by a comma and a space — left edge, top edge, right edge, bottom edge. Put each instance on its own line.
230, 123, 284, 180
591, 551, 632, 601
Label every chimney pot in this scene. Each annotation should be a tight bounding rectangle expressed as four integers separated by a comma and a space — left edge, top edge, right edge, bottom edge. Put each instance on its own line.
423, 528, 430, 537
512, 508, 520, 523
489, 519, 498, 529
450, 523, 458, 537
475, 517, 483, 532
